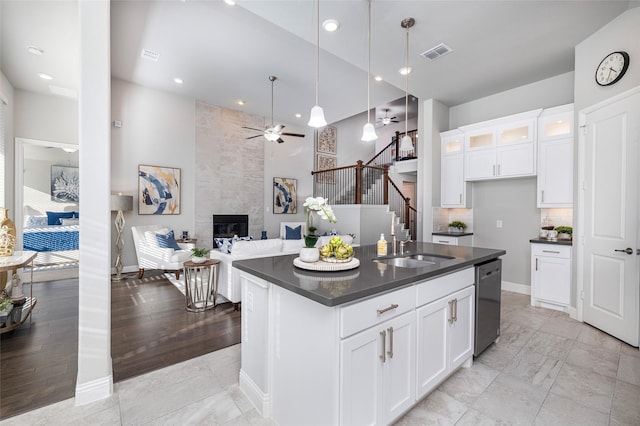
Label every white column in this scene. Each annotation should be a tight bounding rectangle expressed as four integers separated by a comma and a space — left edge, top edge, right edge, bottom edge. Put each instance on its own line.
75, 0, 113, 405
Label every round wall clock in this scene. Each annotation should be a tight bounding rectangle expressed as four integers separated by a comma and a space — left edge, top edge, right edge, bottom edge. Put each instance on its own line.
595, 51, 630, 86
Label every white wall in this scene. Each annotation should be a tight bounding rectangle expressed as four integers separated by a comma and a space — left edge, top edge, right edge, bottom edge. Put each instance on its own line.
1, 71, 15, 211
111, 78, 196, 269
332, 110, 381, 166
14, 89, 78, 144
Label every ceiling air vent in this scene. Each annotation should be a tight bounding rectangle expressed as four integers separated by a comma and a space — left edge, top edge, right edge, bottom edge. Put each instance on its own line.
141, 48, 160, 62
420, 43, 452, 61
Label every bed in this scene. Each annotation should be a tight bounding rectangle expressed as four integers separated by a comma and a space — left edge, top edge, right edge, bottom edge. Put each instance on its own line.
23, 224, 79, 252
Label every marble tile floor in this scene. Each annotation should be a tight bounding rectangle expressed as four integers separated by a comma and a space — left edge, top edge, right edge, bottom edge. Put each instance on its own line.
2, 291, 639, 426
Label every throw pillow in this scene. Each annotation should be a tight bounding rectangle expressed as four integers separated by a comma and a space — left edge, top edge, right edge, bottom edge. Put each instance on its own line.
285, 225, 301, 240
156, 230, 182, 250
24, 215, 48, 228
214, 238, 234, 254
46, 211, 75, 226
72, 211, 79, 218
60, 218, 79, 226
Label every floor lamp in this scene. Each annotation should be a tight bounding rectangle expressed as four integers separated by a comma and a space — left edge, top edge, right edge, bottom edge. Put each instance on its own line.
111, 194, 133, 281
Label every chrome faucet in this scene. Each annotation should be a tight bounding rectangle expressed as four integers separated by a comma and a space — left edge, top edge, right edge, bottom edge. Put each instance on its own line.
390, 232, 397, 255
399, 239, 413, 255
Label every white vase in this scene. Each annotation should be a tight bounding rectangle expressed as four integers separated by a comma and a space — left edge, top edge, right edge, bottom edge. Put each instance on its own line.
299, 247, 320, 263
191, 256, 206, 264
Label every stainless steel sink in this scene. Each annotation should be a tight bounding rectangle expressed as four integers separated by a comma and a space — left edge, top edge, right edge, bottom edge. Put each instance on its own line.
372, 253, 456, 269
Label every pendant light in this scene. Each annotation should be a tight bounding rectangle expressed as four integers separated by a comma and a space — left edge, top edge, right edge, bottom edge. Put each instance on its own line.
361, 0, 377, 142
308, 0, 327, 128
399, 17, 415, 154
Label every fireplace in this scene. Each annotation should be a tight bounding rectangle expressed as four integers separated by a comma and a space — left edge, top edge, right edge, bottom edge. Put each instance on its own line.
213, 214, 249, 247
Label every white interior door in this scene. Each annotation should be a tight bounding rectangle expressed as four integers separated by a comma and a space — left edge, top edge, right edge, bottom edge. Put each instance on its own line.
581, 90, 639, 347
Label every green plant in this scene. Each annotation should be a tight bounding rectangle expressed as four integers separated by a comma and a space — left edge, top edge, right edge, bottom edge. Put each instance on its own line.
0, 296, 12, 312
449, 221, 467, 230
555, 226, 573, 235
191, 247, 210, 257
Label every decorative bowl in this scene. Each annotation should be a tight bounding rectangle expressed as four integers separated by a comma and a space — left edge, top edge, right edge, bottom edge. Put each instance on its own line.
191, 256, 207, 264
321, 256, 353, 264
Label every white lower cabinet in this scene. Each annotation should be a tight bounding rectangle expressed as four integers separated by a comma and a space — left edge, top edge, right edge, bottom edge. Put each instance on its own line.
239, 266, 477, 426
432, 234, 473, 246
416, 285, 474, 399
340, 311, 416, 426
531, 243, 572, 310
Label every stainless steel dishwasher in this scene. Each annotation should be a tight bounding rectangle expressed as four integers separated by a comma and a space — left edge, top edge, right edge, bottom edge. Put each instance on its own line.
474, 259, 502, 356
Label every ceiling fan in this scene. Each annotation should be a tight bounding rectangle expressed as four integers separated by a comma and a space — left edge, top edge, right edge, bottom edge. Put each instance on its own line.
376, 108, 399, 127
242, 75, 305, 144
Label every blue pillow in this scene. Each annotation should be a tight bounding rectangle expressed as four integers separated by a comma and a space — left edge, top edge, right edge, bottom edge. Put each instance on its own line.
46, 211, 74, 225
285, 225, 301, 240
72, 211, 79, 219
156, 230, 181, 250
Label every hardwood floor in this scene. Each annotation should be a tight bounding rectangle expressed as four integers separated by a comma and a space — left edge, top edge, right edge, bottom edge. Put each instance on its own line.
0, 270, 241, 420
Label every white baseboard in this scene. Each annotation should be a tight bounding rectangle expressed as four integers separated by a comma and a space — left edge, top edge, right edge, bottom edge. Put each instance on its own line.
239, 369, 271, 418
74, 374, 113, 406
502, 281, 530, 295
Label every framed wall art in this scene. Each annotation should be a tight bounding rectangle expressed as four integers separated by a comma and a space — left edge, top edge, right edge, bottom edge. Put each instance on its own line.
273, 177, 297, 214
51, 166, 80, 202
316, 154, 337, 184
316, 125, 337, 154
138, 164, 181, 215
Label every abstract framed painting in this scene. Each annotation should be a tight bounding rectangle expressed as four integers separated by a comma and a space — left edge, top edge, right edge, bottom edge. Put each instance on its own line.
51, 166, 80, 202
138, 164, 181, 215
316, 125, 337, 154
316, 154, 337, 184
273, 177, 297, 214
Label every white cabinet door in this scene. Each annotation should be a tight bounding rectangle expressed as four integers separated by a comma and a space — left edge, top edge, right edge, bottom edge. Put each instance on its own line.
533, 255, 571, 306
340, 326, 383, 426
441, 154, 467, 207
383, 312, 416, 425
465, 149, 497, 180
537, 138, 573, 207
496, 142, 536, 178
340, 311, 415, 426
416, 297, 449, 399
449, 286, 475, 370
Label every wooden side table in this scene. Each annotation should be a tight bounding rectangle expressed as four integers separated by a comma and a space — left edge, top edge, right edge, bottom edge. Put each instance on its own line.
183, 259, 220, 312
1, 251, 38, 333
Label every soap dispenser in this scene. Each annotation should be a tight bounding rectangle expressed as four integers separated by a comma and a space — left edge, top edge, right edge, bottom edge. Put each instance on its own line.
377, 233, 388, 256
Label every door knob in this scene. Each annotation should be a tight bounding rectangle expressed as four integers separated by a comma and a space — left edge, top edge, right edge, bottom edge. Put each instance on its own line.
614, 247, 633, 255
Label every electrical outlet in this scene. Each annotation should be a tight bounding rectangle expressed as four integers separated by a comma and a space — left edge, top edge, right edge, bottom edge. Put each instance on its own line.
496, 219, 503, 228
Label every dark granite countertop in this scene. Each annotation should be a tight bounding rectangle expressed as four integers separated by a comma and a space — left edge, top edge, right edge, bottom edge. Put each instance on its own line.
232, 242, 505, 307
432, 232, 474, 237
530, 237, 573, 246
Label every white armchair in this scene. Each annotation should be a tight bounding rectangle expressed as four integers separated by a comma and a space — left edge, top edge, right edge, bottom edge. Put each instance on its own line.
131, 225, 194, 279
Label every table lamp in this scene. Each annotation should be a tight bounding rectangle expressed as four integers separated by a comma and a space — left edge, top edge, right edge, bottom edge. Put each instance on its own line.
111, 193, 133, 281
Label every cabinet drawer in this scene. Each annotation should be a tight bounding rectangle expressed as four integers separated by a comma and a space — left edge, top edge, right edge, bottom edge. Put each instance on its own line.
416, 268, 475, 308
432, 236, 457, 245
340, 286, 415, 338
531, 244, 571, 258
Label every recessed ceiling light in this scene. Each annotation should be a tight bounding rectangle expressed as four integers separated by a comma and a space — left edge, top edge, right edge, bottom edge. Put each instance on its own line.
295, 113, 302, 118
27, 45, 44, 56
322, 19, 340, 32
62, 148, 78, 153
173, 77, 183, 84
224, 0, 235, 5
237, 100, 245, 106
38, 73, 53, 80
399, 67, 412, 76
374, 75, 382, 82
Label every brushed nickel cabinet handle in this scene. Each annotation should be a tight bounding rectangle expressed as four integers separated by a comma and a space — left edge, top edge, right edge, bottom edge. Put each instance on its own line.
448, 300, 454, 324
379, 330, 386, 363
493, 165, 496, 176
453, 298, 458, 322
377, 304, 399, 315
542, 250, 560, 254
387, 327, 394, 359
459, 193, 462, 204
535, 258, 538, 271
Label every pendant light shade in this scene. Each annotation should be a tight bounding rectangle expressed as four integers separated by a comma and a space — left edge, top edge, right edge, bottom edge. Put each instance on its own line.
308, 0, 327, 128
400, 17, 415, 154
361, 0, 377, 142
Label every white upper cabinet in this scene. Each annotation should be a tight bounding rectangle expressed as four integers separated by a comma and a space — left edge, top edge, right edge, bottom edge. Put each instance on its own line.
440, 130, 471, 208
537, 104, 574, 207
462, 109, 541, 181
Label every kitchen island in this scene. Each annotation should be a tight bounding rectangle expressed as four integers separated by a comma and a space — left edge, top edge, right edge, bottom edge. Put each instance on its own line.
233, 241, 505, 426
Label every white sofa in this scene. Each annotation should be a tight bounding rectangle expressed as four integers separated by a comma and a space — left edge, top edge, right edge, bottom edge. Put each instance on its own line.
210, 234, 354, 307
131, 225, 195, 279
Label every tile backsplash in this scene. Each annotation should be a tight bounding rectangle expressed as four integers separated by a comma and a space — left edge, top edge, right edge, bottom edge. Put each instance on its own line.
540, 208, 573, 228
433, 207, 474, 232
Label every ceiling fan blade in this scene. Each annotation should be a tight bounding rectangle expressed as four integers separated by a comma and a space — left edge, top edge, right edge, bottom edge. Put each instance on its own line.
276, 138, 285, 144
242, 126, 264, 132
272, 124, 284, 132
246, 135, 263, 139
392, 120, 400, 123
281, 132, 305, 138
